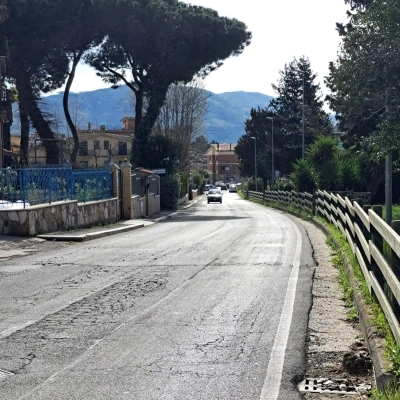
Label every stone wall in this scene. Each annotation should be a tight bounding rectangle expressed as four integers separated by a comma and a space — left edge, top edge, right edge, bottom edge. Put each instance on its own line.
0, 162, 162, 236
130, 193, 159, 218
149, 194, 160, 216
131, 195, 145, 218
0, 198, 118, 236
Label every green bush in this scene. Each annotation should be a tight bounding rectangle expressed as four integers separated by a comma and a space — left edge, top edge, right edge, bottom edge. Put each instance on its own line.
192, 171, 206, 193
160, 175, 180, 210
290, 159, 315, 192
247, 177, 264, 191
178, 172, 187, 198
273, 177, 295, 191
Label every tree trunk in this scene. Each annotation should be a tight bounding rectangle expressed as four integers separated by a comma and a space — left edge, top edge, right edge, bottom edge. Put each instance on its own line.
63, 52, 82, 167
133, 81, 169, 167
385, 86, 393, 224
385, 151, 392, 224
131, 85, 144, 166
18, 95, 30, 165
16, 66, 59, 164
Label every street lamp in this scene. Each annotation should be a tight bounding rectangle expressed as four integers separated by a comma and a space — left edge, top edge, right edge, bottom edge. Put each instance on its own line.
294, 69, 305, 159
250, 136, 257, 191
266, 117, 274, 190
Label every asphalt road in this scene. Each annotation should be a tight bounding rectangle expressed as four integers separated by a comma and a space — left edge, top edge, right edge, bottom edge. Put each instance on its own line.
0, 192, 315, 400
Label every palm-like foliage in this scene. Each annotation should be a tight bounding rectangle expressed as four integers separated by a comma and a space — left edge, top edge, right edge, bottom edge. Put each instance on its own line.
306, 136, 338, 170
318, 158, 342, 191
337, 151, 361, 191
291, 136, 361, 192
290, 159, 315, 193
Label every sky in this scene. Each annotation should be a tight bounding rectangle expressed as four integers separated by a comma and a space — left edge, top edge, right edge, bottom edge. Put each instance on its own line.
68, 0, 350, 106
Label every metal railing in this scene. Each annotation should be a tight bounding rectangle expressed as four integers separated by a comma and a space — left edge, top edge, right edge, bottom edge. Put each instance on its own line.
0, 165, 111, 208
71, 168, 112, 203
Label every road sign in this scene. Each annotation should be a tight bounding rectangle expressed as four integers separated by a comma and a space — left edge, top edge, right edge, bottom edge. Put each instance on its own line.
152, 168, 166, 175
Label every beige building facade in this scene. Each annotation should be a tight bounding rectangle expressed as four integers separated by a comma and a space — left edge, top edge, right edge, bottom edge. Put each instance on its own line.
28, 117, 135, 167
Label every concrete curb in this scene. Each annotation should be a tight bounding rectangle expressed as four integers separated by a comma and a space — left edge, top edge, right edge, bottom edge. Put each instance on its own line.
259, 201, 394, 389
35, 197, 203, 242
37, 224, 144, 242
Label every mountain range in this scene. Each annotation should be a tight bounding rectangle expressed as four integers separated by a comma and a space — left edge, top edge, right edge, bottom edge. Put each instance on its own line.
11, 86, 274, 144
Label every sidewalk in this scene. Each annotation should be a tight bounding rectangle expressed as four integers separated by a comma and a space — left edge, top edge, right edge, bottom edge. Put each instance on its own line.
0, 197, 202, 259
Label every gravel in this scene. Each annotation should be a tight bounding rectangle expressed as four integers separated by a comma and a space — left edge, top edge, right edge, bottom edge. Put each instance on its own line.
293, 215, 373, 399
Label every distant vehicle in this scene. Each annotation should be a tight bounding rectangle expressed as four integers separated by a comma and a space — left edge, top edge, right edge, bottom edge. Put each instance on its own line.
219, 183, 227, 190
207, 189, 222, 203
229, 184, 237, 193
204, 184, 215, 193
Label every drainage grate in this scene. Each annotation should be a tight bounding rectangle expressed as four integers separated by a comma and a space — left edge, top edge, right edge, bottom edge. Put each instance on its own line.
0, 369, 14, 380
298, 378, 371, 395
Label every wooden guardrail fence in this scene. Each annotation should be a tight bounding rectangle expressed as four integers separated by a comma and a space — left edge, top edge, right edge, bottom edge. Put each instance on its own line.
247, 189, 400, 344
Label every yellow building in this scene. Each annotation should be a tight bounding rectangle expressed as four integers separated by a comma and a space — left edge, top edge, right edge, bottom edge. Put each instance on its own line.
75, 117, 135, 167
28, 117, 135, 167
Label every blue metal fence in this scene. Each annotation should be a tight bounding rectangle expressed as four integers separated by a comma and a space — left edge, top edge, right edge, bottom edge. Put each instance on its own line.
71, 169, 112, 203
0, 165, 111, 208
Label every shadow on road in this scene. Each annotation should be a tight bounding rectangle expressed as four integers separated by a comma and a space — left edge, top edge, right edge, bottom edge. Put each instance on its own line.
164, 213, 250, 222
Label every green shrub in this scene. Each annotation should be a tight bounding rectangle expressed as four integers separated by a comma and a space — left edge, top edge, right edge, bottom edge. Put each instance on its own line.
247, 177, 264, 191
178, 172, 187, 198
192, 171, 207, 193
273, 177, 295, 191
290, 159, 315, 192
160, 175, 180, 210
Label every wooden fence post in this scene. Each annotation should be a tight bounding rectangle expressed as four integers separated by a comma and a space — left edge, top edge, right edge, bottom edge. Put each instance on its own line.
370, 205, 384, 290
371, 205, 384, 253
391, 221, 400, 282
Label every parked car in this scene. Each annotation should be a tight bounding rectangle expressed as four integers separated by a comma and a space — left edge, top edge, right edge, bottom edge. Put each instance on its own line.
207, 189, 222, 203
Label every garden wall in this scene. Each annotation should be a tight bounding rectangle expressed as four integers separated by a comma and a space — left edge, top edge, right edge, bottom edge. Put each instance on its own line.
0, 198, 118, 236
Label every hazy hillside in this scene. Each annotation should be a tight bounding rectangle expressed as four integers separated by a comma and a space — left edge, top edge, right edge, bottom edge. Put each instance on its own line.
207, 91, 273, 143
11, 86, 273, 144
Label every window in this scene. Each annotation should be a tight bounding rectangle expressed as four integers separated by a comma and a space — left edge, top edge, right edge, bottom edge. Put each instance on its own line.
79, 141, 88, 156
221, 166, 230, 171
94, 140, 100, 150
104, 140, 109, 150
118, 141, 127, 156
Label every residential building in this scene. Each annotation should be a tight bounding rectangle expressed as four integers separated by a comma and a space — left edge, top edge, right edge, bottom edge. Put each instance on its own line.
28, 117, 135, 167
205, 143, 240, 184
75, 118, 134, 168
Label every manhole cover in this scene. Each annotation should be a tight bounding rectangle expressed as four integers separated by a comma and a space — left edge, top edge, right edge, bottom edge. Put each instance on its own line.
298, 378, 371, 394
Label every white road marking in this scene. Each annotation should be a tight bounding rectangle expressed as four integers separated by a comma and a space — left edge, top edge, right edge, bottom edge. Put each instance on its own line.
259, 218, 302, 400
